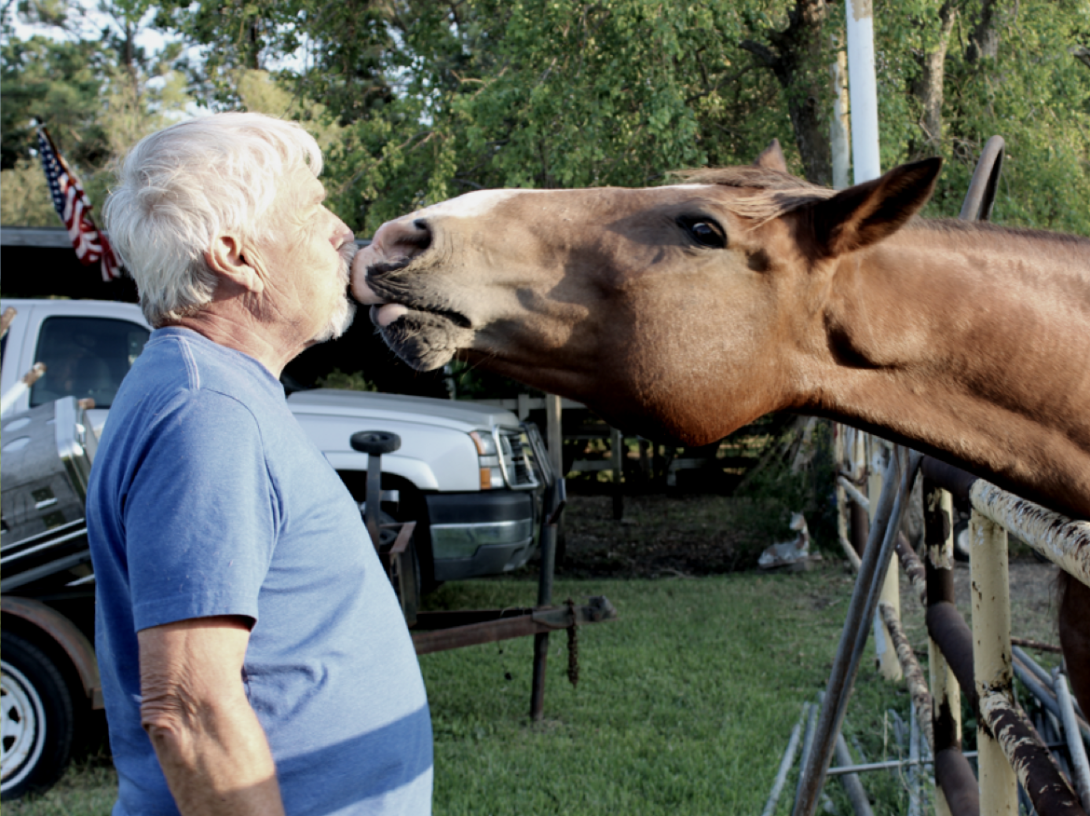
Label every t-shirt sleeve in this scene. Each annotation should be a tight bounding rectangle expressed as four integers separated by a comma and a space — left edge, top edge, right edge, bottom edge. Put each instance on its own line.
123, 390, 277, 632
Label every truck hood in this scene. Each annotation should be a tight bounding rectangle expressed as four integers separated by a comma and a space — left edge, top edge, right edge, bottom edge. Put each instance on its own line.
286, 389, 521, 432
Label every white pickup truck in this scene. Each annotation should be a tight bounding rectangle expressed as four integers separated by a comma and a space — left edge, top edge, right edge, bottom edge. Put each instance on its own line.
0, 297, 544, 799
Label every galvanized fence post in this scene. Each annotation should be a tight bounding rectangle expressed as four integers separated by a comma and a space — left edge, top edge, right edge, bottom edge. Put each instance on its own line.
792, 447, 921, 816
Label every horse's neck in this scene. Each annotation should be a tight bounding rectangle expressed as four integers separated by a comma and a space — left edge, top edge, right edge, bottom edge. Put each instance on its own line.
814, 222, 1090, 517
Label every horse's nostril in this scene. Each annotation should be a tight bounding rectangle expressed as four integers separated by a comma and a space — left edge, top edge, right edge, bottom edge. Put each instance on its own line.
409, 219, 433, 252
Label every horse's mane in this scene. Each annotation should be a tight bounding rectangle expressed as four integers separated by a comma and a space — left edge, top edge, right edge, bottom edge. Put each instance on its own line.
671, 166, 836, 224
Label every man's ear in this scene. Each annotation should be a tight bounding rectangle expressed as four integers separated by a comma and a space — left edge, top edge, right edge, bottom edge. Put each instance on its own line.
206, 234, 265, 296
753, 139, 789, 173
806, 157, 942, 258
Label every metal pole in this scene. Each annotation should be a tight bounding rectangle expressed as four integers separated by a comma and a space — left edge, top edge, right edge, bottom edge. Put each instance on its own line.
969, 510, 1017, 815
924, 481, 961, 816
546, 394, 563, 481
530, 477, 561, 721
1057, 671, 1090, 811
762, 704, 809, 816
611, 427, 624, 521
792, 447, 922, 816
869, 440, 901, 681
844, 0, 881, 184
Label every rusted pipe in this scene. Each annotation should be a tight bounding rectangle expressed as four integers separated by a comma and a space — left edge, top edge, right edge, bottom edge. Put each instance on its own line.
920, 457, 979, 501
895, 532, 927, 608
969, 481, 1090, 590
979, 690, 1084, 816
878, 600, 935, 752
925, 480, 962, 816
934, 748, 980, 816
920, 456, 1090, 590
925, 602, 978, 711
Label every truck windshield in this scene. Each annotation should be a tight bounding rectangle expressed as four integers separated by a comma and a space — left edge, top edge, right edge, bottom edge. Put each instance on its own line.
30, 316, 150, 410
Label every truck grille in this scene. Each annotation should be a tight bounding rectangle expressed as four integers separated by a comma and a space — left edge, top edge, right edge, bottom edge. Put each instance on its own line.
498, 429, 540, 489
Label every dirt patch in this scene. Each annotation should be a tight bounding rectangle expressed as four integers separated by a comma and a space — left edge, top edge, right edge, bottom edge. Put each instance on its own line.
556, 492, 1064, 647
556, 493, 758, 578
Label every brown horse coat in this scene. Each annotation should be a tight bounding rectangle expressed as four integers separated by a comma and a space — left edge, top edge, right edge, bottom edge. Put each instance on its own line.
351, 148, 1090, 711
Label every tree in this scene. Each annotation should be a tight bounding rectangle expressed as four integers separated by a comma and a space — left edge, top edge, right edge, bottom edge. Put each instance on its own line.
1, 0, 195, 224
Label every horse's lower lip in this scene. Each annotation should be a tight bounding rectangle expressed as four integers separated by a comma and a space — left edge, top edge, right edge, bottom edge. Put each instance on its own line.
375, 303, 409, 327
369, 306, 473, 372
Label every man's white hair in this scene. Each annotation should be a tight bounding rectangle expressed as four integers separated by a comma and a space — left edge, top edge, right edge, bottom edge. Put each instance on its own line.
104, 112, 324, 327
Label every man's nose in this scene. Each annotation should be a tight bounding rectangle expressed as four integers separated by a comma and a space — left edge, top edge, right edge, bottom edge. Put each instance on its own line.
332, 218, 354, 248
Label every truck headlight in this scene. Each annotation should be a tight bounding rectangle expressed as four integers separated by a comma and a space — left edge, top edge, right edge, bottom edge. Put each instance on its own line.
469, 430, 504, 489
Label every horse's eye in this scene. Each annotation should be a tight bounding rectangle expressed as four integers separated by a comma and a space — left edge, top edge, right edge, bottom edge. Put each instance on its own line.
679, 217, 726, 249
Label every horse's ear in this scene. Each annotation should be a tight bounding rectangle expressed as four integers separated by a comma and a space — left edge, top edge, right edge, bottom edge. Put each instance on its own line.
808, 158, 942, 257
754, 139, 789, 173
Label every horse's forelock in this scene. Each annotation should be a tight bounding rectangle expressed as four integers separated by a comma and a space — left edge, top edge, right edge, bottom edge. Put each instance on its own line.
670, 166, 836, 225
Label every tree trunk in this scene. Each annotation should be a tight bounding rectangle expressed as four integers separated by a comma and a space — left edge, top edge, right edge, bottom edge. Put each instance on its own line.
967, 0, 1002, 63
909, 2, 957, 156
741, 0, 834, 185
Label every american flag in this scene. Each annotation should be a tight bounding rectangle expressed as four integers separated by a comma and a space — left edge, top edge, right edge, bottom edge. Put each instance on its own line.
37, 125, 121, 281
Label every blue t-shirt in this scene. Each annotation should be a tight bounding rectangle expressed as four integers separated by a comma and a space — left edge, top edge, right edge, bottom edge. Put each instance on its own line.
86, 327, 432, 816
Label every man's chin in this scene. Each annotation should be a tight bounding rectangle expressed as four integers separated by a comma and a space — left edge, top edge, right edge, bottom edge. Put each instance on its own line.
314, 298, 357, 344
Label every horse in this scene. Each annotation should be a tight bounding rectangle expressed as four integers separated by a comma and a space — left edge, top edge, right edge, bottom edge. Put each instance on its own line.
349, 142, 1090, 717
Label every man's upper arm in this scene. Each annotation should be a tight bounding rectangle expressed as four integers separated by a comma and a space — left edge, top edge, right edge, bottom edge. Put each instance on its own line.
123, 391, 276, 632
138, 616, 253, 724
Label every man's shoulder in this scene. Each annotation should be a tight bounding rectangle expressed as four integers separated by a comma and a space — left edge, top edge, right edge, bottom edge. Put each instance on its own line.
141, 327, 282, 401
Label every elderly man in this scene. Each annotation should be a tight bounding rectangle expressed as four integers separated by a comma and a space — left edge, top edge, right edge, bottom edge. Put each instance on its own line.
87, 112, 432, 816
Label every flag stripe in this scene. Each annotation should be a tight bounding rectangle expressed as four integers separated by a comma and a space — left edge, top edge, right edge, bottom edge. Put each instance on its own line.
37, 126, 121, 280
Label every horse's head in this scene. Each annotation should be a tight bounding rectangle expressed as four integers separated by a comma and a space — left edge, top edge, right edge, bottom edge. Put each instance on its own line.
352, 145, 941, 443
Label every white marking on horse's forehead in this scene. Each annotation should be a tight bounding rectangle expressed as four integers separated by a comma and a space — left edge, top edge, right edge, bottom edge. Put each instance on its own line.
415, 184, 721, 219
418, 189, 540, 219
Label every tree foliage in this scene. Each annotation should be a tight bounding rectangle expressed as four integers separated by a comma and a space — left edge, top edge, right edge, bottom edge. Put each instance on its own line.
3, 0, 1088, 234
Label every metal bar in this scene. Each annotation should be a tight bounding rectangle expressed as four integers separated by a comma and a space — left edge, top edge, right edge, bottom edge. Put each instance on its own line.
895, 531, 928, 608
814, 689, 875, 816
838, 475, 871, 512
531, 475, 562, 721
969, 481, 1090, 591
926, 601, 978, 710
611, 427, 624, 520
415, 609, 535, 629
1056, 672, 1090, 811
979, 689, 1085, 816
762, 704, 808, 816
934, 748, 981, 816
926, 481, 963, 816
878, 600, 935, 752
909, 702, 922, 816
871, 441, 903, 682
1013, 646, 1057, 691
792, 447, 922, 816
833, 721, 875, 816
795, 699, 820, 807
970, 511, 1019, 815
413, 613, 547, 655
828, 745, 1067, 776
365, 451, 382, 550
958, 135, 1005, 222
1012, 638, 1064, 655
1012, 657, 1075, 735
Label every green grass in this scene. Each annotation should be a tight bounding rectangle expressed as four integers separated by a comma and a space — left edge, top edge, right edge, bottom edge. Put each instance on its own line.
7, 567, 967, 815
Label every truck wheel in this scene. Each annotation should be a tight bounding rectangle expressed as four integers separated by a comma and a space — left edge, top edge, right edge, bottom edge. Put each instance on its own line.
1, 634, 75, 800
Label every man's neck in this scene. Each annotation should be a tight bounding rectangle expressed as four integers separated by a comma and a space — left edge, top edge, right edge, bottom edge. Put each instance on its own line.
169, 300, 308, 378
